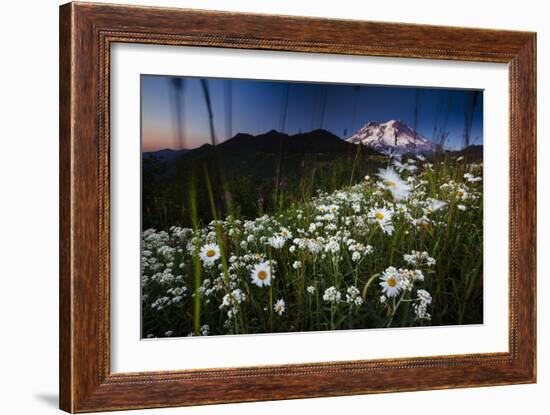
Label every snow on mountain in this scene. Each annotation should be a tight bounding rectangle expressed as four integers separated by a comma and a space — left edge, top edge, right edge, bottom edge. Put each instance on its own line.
347, 120, 435, 155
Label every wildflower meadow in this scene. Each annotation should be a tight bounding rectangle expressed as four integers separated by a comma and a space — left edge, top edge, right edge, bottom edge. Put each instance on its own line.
141, 154, 483, 338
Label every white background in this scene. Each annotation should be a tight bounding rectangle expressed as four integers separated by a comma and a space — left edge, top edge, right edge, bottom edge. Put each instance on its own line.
0, 0, 547, 414
111, 44, 509, 372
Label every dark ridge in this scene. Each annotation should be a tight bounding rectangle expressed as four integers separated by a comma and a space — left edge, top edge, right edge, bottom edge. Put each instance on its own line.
143, 148, 189, 161
445, 144, 483, 161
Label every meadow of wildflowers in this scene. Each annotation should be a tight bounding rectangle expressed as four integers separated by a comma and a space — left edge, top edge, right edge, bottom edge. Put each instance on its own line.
141, 155, 483, 338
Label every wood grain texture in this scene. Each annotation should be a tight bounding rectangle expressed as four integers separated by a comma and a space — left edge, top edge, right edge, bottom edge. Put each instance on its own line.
59, 2, 536, 412
59, 3, 73, 411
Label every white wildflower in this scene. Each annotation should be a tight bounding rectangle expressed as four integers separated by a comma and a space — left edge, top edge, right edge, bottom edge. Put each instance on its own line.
274, 299, 286, 316
413, 289, 432, 320
324, 239, 340, 255
345, 286, 363, 306
369, 207, 395, 235
199, 243, 221, 267
425, 199, 447, 214
323, 286, 341, 304
379, 267, 401, 298
267, 235, 286, 249
279, 227, 293, 239
219, 288, 246, 309
403, 251, 436, 267
250, 261, 275, 287
376, 167, 411, 201
200, 324, 210, 336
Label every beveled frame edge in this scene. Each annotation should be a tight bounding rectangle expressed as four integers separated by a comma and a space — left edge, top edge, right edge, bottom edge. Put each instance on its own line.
59, 2, 536, 413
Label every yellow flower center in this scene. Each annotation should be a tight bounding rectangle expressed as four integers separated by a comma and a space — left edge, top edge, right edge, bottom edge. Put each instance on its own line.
375, 212, 385, 220
206, 249, 216, 257
386, 180, 397, 187
258, 270, 268, 280
387, 277, 397, 287
456, 191, 464, 197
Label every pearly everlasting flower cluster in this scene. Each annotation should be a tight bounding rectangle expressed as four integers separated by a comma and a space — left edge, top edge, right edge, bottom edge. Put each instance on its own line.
323, 286, 342, 304
413, 289, 432, 320
403, 251, 436, 267
345, 286, 363, 306
219, 288, 247, 319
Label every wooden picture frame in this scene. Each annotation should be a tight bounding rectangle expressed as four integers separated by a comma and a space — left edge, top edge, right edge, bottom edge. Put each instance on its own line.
59, 2, 536, 412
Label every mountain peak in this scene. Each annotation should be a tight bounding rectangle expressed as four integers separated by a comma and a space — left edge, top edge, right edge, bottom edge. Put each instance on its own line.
262, 129, 288, 137
347, 120, 434, 154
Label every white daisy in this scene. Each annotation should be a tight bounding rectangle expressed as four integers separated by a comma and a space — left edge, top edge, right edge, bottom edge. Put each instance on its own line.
199, 243, 221, 267
393, 160, 417, 173
393, 159, 406, 172
376, 167, 411, 201
279, 227, 293, 239
274, 299, 286, 316
411, 216, 430, 228
406, 164, 418, 173
250, 261, 274, 287
379, 267, 401, 298
455, 188, 468, 200
424, 199, 447, 214
382, 147, 402, 160
369, 207, 395, 235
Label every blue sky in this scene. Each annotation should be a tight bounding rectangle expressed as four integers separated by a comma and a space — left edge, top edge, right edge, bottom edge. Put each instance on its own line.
141, 75, 483, 152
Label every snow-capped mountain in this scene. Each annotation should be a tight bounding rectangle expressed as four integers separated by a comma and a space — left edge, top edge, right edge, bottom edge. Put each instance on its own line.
347, 120, 435, 154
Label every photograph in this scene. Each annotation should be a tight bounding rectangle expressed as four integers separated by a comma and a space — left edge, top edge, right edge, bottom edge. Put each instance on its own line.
140, 76, 484, 338
2, 0, 543, 413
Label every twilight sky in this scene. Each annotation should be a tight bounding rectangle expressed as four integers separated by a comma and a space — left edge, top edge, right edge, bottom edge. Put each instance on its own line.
141, 75, 483, 152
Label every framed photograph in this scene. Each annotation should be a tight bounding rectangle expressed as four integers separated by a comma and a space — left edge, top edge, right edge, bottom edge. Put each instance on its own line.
59, 2, 536, 412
